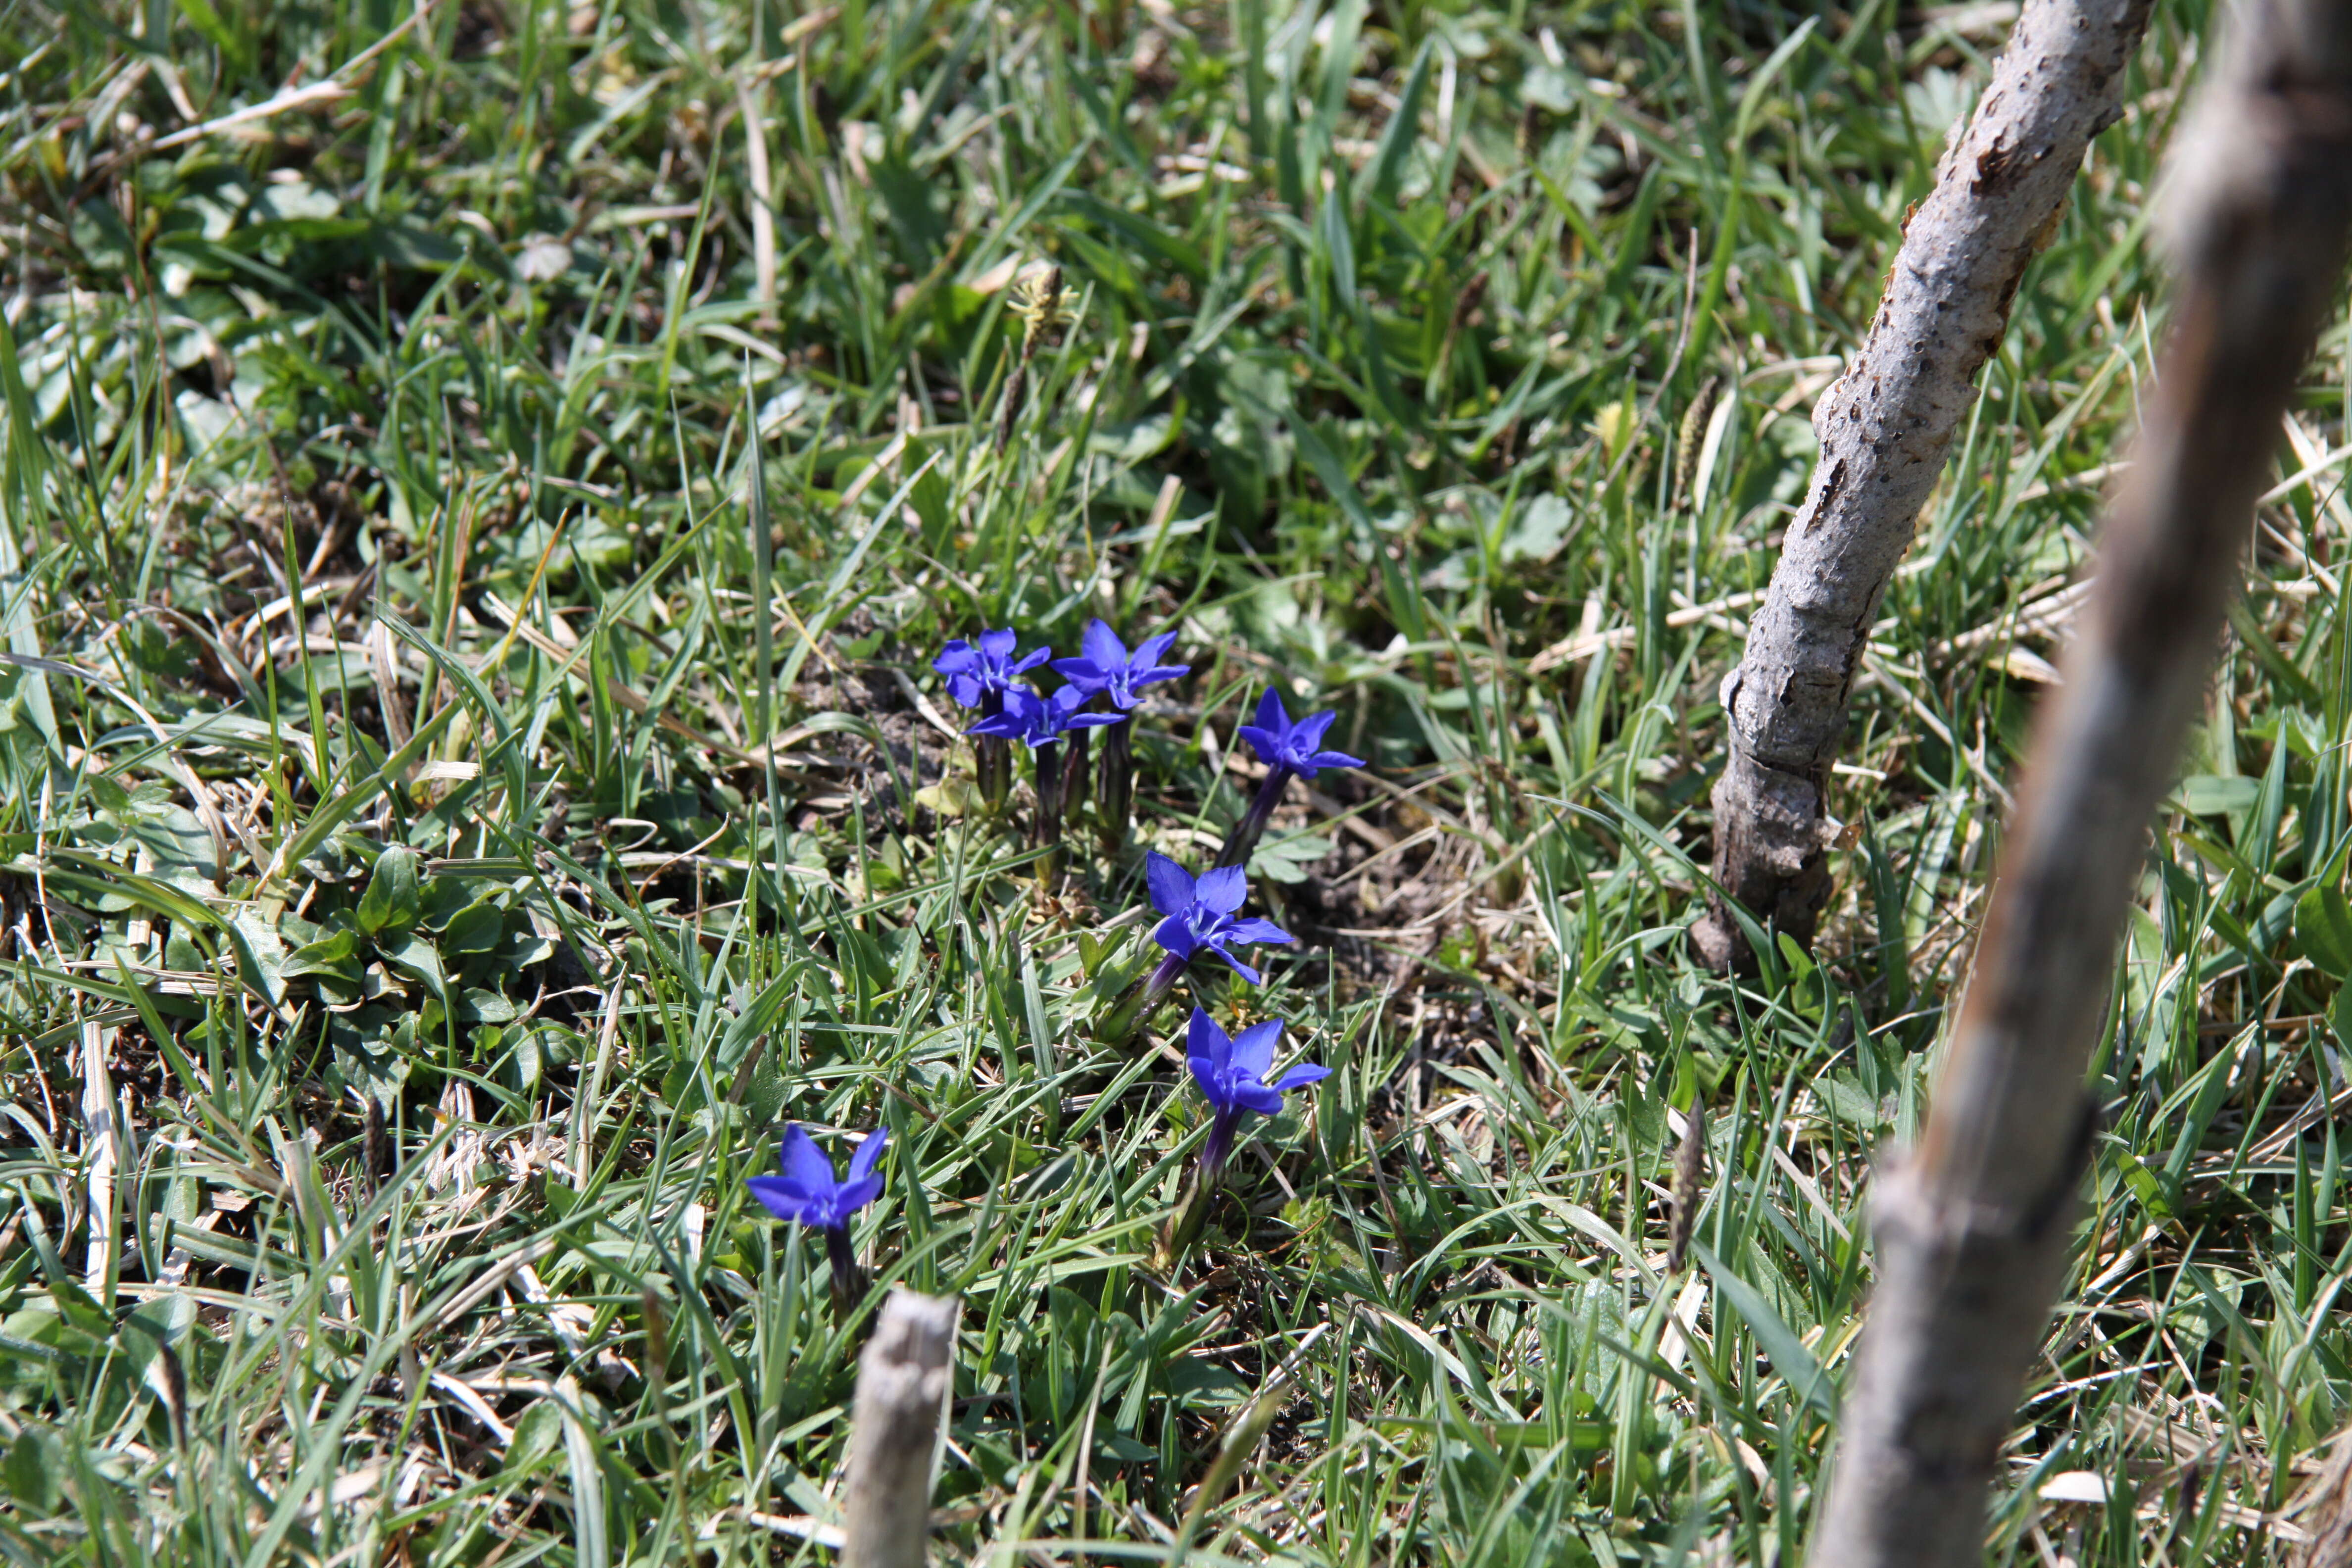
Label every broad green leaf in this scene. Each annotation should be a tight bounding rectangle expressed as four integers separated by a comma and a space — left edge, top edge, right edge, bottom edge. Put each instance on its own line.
356, 846, 423, 938
441, 899, 505, 955
377, 931, 446, 999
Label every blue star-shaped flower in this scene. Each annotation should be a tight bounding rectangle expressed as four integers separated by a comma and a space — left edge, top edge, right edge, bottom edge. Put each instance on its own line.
1186, 1007, 1330, 1117
1235, 691, 1365, 779
1185, 1008, 1330, 1178
1051, 620, 1189, 711
967, 685, 1125, 750
932, 628, 1050, 708
746, 1125, 889, 1231
1145, 851, 1293, 984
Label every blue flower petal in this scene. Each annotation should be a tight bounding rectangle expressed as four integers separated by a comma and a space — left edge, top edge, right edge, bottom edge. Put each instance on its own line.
845, 1125, 889, 1185
1153, 913, 1199, 960
1223, 916, 1295, 946
746, 1175, 815, 1224
1185, 1006, 1226, 1062
833, 1174, 884, 1216
1081, 618, 1127, 670
1230, 1019, 1284, 1080
1145, 852, 1194, 916
1228, 1080, 1286, 1115
1207, 946, 1264, 985
778, 1125, 834, 1193
1195, 864, 1249, 915
1292, 709, 1339, 750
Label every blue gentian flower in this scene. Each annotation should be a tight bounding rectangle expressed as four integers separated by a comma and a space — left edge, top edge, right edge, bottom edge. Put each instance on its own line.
1051, 620, 1189, 711
1215, 691, 1367, 870
933, 629, 1050, 709
968, 685, 1125, 749
1146, 852, 1293, 984
1185, 1008, 1329, 1181
747, 1125, 888, 1304
1235, 691, 1365, 778
748, 1124, 887, 1227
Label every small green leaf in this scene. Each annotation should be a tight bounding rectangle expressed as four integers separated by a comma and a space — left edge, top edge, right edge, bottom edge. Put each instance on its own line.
226, 910, 289, 1007
2180, 774, 2262, 816
47, 1278, 112, 1339
1813, 1073, 1892, 1130
505, 1401, 566, 1475
1668, 1051, 1698, 1113
1776, 931, 1815, 982
1248, 831, 1334, 884
3, 1429, 62, 1509
356, 846, 423, 937
1165, 1356, 1251, 1407
281, 927, 359, 977
1078, 927, 1127, 977
2296, 883, 2352, 978
915, 777, 977, 818
441, 899, 505, 955
377, 931, 446, 999
457, 987, 519, 1024
2115, 1150, 2177, 1221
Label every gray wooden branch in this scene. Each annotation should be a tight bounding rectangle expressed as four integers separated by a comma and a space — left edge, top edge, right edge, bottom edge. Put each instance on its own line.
1808, 6, 2352, 1565
1694, 0, 2153, 971
843, 1290, 959, 1568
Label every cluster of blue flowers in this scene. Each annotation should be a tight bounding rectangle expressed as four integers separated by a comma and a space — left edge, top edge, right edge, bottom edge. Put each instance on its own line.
931, 620, 1187, 868
747, 622, 1367, 1288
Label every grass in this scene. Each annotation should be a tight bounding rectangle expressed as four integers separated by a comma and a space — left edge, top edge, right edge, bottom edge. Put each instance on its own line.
0, 0, 2348, 1561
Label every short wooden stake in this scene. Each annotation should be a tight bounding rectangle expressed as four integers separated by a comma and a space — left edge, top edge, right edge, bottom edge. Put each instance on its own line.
843, 1290, 959, 1568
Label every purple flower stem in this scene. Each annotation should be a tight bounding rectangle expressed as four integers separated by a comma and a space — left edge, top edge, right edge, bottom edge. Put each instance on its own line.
1212, 767, 1293, 870
1158, 1115, 1237, 1266
824, 1223, 865, 1309
1097, 720, 1133, 854
977, 690, 1010, 810
1031, 742, 1065, 883
1199, 1108, 1240, 1189
1061, 718, 1094, 815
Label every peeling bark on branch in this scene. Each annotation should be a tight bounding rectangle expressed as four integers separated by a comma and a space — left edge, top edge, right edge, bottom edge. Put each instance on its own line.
1694, 0, 2154, 971
1808, 7, 2352, 1565
844, 1291, 959, 1568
